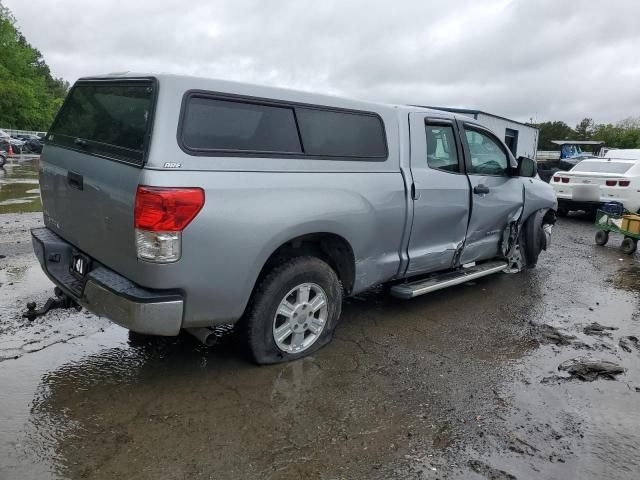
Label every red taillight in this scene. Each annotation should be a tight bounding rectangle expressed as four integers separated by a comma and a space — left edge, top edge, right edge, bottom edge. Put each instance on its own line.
553, 176, 560, 182
606, 180, 617, 186
619, 180, 630, 187
561, 177, 570, 183
134, 186, 205, 232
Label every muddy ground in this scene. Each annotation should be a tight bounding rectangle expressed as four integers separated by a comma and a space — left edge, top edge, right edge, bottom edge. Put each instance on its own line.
1, 157, 639, 479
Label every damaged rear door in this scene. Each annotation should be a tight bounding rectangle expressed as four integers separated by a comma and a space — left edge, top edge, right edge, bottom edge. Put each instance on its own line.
405, 114, 470, 275
457, 122, 524, 265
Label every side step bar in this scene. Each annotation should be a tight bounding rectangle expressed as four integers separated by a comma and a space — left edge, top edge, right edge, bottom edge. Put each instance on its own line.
390, 260, 508, 299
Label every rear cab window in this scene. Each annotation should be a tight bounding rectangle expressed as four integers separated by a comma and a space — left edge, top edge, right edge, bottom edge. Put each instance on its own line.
179, 92, 387, 160
47, 79, 156, 166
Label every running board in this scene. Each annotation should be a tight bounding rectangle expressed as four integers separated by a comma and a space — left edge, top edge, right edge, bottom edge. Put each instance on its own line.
390, 260, 508, 299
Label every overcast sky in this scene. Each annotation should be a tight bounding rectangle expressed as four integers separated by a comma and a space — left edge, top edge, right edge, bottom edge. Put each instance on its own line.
6, 0, 640, 125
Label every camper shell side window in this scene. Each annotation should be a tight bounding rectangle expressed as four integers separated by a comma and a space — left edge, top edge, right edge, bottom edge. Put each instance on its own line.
177, 91, 389, 161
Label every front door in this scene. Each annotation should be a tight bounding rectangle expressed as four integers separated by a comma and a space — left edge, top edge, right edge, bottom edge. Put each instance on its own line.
458, 122, 524, 265
405, 114, 470, 275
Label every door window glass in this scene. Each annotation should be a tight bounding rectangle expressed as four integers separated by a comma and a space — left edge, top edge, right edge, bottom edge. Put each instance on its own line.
465, 129, 509, 175
425, 125, 459, 173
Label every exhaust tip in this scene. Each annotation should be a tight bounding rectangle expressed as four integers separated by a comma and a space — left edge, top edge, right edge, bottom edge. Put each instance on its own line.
186, 325, 234, 347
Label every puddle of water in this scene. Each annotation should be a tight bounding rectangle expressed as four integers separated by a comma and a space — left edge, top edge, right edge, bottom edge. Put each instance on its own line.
0, 326, 130, 480
0, 261, 54, 320
0, 156, 41, 214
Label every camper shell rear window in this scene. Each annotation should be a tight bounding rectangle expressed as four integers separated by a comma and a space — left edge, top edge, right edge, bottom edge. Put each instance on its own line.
179, 91, 388, 161
47, 79, 157, 166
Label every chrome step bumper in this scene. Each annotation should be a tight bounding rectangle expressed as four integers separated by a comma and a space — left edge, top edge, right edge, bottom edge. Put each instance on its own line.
31, 227, 184, 336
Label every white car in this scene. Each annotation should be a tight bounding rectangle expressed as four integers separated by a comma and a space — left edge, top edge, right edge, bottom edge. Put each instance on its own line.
552, 155, 640, 216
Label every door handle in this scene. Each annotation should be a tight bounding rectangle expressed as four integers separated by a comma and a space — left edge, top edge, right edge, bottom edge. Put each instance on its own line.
67, 171, 83, 190
473, 184, 490, 195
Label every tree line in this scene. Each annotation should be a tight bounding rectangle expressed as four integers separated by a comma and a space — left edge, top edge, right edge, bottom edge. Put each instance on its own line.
533, 117, 640, 151
0, 1, 68, 131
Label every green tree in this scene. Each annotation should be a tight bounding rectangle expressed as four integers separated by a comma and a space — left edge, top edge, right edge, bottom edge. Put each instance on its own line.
592, 118, 640, 149
574, 118, 595, 140
533, 121, 575, 150
0, 1, 68, 130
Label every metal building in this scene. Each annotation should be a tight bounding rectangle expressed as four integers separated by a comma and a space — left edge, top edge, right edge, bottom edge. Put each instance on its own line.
426, 107, 539, 160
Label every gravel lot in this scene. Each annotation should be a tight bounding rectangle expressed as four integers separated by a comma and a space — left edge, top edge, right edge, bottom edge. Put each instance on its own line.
1, 158, 639, 479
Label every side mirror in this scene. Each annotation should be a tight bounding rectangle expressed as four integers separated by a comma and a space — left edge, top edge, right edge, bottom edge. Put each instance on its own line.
517, 156, 537, 177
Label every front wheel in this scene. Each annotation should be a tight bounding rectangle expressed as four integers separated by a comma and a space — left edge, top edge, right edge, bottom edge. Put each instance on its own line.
621, 237, 637, 255
241, 256, 343, 364
595, 230, 609, 246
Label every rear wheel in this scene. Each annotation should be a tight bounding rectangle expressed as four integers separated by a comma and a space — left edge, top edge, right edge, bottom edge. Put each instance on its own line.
595, 230, 609, 246
621, 237, 637, 255
241, 256, 342, 364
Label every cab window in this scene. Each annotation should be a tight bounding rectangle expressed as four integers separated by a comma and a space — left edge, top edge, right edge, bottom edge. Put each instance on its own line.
465, 129, 509, 176
426, 125, 460, 173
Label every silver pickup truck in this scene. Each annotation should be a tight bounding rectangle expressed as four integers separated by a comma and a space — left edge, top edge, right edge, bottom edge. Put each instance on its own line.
32, 73, 556, 363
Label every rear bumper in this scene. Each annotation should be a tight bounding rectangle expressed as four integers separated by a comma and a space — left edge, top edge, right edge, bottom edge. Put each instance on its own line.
31, 227, 183, 336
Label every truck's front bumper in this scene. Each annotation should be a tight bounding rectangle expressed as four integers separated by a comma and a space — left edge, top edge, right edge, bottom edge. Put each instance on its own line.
31, 227, 183, 336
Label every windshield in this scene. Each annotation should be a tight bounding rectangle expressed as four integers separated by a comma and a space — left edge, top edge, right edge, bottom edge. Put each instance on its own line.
571, 161, 634, 174
48, 79, 155, 165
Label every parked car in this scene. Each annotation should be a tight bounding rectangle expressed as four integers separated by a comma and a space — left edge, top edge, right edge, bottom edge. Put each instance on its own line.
9, 136, 25, 150
16, 135, 43, 154
31, 74, 557, 363
552, 153, 640, 216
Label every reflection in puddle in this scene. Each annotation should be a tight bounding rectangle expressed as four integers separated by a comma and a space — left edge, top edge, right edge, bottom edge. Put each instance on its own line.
0, 156, 41, 214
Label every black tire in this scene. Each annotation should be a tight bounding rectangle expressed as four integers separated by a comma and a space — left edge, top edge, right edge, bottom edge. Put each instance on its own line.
595, 230, 609, 246
0, 154, 6, 167
621, 237, 637, 255
521, 211, 546, 268
557, 208, 568, 217
240, 256, 343, 364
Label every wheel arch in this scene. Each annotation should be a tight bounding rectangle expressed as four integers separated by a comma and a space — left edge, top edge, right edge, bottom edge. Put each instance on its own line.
252, 231, 356, 301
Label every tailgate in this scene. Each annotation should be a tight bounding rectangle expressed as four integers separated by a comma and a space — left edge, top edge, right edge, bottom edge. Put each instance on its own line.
40, 78, 156, 272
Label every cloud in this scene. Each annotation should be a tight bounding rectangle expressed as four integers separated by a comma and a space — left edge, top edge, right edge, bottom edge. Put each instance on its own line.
5, 0, 640, 124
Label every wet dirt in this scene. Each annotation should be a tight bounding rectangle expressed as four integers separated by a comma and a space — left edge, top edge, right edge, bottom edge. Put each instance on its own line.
0, 166, 639, 479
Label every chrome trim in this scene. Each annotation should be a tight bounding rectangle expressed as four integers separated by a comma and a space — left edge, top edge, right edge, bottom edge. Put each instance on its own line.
82, 280, 183, 336
391, 261, 508, 299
